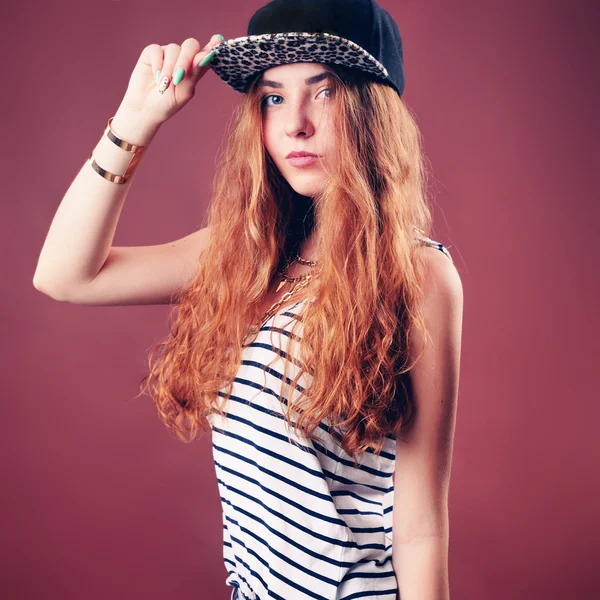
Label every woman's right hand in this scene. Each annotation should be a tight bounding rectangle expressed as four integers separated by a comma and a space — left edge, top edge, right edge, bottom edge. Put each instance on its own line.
116, 35, 225, 130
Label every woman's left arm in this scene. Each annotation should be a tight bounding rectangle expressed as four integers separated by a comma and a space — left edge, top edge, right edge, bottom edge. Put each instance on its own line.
392, 246, 464, 600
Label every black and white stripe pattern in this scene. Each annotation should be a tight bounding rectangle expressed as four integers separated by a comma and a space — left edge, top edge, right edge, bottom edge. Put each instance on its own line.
210, 237, 452, 599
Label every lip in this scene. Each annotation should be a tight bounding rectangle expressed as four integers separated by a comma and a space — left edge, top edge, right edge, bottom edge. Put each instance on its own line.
287, 155, 320, 167
286, 151, 318, 158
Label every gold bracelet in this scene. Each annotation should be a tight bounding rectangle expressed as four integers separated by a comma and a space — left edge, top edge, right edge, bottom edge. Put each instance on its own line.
87, 117, 146, 184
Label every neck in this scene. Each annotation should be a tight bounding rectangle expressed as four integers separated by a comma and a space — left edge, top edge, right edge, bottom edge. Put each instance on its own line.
287, 191, 318, 260
296, 232, 319, 262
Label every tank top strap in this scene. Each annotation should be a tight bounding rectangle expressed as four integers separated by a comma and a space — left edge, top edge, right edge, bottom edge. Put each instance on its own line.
414, 233, 454, 264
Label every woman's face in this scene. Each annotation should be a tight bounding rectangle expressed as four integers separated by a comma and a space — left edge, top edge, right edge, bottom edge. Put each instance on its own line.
259, 62, 336, 198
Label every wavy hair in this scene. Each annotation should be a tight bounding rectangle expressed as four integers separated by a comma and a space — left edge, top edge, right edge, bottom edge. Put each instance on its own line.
136, 63, 434, 467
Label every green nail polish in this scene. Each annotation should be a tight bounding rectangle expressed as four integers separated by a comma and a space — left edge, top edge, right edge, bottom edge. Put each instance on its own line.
155, 69, 161, 84
216, 34, 225, 41
198, 50, 215, 68
173, 67, 185, 85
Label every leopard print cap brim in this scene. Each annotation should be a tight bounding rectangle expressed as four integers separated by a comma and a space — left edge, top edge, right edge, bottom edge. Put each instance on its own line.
208, 31, 390, 94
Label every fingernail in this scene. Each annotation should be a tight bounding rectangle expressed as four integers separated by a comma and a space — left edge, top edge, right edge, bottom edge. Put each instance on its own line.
155, 69, 161, 84
216, 34, 225, 41
173, 67, 185, 85
158, 75, 170, 94
198, 50, 216, 68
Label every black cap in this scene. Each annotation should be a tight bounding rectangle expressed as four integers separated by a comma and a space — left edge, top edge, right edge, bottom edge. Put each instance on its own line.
208, 0, 406, 98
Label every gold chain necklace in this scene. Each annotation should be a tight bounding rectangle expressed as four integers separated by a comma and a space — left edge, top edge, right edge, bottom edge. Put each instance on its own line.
242, 252, 320, 347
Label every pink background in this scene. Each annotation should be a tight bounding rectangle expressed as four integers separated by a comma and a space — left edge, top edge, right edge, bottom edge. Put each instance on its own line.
3, 0, 599, 598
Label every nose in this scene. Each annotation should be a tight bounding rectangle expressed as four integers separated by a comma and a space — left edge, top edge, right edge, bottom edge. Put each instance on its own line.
283, 100, 316, 138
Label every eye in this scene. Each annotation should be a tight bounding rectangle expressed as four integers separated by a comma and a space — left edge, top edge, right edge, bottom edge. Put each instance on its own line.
261, 94, 283, 108
261, 87, 333, 108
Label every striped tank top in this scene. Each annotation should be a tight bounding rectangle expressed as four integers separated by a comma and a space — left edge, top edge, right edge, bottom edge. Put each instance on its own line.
208, 236, 453, 600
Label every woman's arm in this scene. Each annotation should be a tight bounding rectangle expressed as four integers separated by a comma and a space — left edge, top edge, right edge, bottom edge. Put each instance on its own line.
392, 246, 464, 600
33, 110, 160, 295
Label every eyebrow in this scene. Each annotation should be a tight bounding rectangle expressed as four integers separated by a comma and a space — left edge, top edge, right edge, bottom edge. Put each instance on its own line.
258, 72, 330, 89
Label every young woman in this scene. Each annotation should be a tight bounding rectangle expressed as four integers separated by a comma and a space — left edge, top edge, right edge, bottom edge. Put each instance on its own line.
34, 1, 463, 598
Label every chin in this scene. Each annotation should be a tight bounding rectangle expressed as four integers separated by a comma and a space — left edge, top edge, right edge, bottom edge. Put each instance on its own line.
284, 174, 326, 198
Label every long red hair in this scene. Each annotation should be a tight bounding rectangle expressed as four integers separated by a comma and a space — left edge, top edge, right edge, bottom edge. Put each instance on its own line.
136, 64, 434, 467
